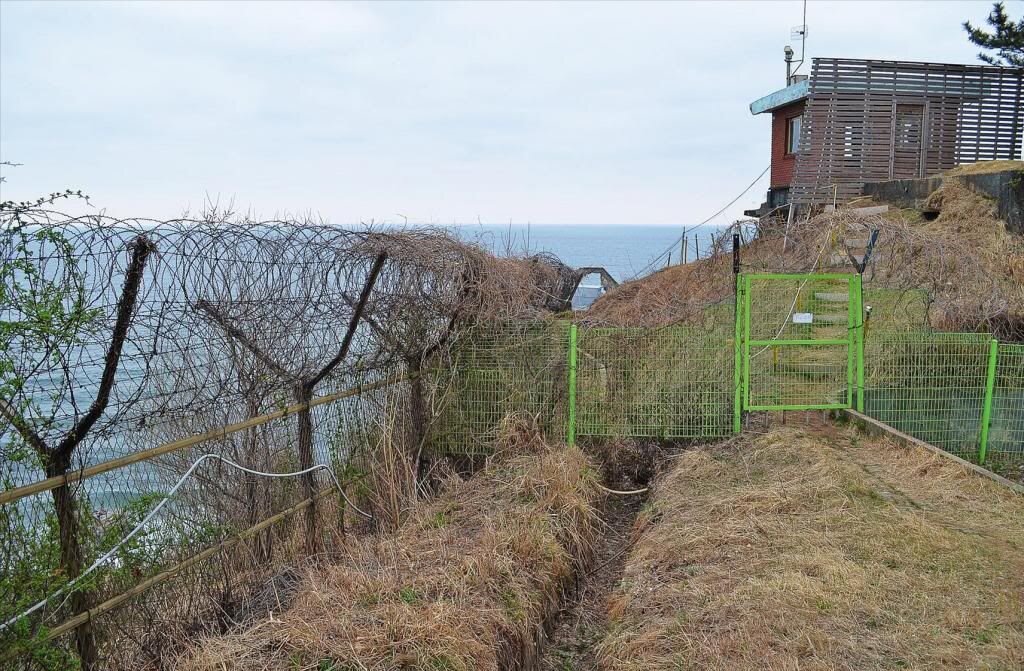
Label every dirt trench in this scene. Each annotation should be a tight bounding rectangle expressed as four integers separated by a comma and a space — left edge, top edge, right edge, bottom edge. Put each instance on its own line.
537, 440, 660, 671
539, 491, 644, 670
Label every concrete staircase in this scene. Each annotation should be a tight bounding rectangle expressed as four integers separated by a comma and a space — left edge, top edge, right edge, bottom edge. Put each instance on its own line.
779, 289, 850, 380
827, 236, 884, 270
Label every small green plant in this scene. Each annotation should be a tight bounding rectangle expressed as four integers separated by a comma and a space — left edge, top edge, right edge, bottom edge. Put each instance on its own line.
499, 588, 525, 622
3, 620, 81, 671
425, 654, 458, 670
965, 624, 1001, 645
398, 586, 420, 605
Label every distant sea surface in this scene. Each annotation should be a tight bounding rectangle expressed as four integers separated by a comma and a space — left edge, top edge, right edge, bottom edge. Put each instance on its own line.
446, 223, 728, 307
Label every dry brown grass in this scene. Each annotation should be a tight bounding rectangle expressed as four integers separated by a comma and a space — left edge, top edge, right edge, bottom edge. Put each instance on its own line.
588, 169, 1024, 337
174, 420, 604, 671
945, 160, 1024, 176
597, 425, 1024, 671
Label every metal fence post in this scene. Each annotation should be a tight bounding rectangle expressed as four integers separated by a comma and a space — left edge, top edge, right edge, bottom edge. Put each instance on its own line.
855, 274, 865, 413
845, 276, 855, 409
567, 323, 578, 447
978, 338, 998, 465
733, 274, 743, 433
742, 275, 752, 410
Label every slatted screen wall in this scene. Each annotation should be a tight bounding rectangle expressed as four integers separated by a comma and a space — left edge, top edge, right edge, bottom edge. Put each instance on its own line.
791, 58, 1024, 205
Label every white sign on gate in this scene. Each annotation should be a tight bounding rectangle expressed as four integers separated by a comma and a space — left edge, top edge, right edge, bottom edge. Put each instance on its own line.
792, 312, 814, 325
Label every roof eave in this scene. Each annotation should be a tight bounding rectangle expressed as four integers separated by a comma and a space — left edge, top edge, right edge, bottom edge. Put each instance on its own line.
750, 80, 810, 115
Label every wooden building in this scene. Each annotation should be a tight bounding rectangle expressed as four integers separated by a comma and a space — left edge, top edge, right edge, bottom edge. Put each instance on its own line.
746, 58, 1024, 214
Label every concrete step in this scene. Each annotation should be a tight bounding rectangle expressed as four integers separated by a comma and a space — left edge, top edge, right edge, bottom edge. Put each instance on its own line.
824, 203, 889, 218
814, 291, 849, 303
779, 362, 840, 378
849, 205, 889, 218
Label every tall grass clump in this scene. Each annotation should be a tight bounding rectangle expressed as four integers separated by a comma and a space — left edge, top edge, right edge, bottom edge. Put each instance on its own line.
176, 417, 604, 671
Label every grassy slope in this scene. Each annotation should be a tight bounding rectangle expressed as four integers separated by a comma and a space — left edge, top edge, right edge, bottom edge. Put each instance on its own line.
586, 169, 1024, 335
177, 438, 603, 671
598, 425, 1024, 670
945, 160, 1024, 176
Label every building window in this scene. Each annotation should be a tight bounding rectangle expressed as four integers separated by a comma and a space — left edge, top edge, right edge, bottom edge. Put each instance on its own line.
786, 115, 802, 154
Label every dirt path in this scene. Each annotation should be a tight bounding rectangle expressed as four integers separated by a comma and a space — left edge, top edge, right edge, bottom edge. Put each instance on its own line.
540, 491, 646, 671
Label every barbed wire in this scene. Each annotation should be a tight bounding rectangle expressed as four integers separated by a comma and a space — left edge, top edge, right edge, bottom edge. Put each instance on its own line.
1, 204, 579, 669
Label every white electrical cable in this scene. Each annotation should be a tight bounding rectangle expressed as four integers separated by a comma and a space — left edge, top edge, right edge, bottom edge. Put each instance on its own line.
2, 454, 370, 631
598, 484, 649, 496
626, 165, 770, 282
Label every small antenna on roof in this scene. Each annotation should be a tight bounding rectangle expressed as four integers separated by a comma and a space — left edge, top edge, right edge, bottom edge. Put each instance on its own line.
789, 0, 808, 80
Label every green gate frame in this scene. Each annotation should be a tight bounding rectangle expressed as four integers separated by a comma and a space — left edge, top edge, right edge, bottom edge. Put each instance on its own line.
734, 272, 864, 423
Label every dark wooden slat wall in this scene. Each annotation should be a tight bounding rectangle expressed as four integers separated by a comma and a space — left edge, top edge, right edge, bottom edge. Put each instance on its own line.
790, 58, 1024, 205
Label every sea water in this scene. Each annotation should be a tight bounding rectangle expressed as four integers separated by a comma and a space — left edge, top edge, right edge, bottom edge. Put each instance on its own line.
448, 223, 728, 308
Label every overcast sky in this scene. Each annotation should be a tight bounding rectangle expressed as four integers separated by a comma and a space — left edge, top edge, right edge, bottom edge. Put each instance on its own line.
0, 0, 1008, 225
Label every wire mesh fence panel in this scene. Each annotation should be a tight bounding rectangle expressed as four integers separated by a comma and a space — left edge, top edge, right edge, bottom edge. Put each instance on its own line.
746, 343, 852, 410
862, 287, 930, 332
988, 343, 1024, 465
576, 323, 733, 439
427, 321, 570, 455
0, 368, 400, 669
743, 274, 857, 410
863, 332, 992, 460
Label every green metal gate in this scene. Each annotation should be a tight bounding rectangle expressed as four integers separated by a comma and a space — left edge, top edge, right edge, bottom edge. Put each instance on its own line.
736, 273, 864, 415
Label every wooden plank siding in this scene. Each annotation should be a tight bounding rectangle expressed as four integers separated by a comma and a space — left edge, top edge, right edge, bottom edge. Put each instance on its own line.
791, 58, 1024, 205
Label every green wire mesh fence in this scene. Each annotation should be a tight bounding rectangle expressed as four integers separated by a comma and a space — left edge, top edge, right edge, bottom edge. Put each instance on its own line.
861, 333, 1023, 468
863, 332, 993, 461
741, 274, 860, 411
428, 317, 737, 449
988, 343, 1024, 466
576, 324, 734, 440
428, 321, 570, 455
426, 314, 1021, 469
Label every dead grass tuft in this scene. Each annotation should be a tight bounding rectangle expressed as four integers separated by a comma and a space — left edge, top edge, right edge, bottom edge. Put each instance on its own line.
175, 433, 604, 671
492, 412, 550, 460
597, 425, 1024, 670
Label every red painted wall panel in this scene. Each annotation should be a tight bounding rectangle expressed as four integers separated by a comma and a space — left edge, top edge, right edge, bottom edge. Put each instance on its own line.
769, 100, 806, 188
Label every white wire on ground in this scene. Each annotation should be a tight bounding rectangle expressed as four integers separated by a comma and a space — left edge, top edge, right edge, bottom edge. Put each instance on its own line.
2, 454, 370, 631
598, 484, 649, 496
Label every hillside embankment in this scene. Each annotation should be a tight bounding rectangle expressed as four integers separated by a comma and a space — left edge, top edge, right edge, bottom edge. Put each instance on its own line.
596, 424, 1024, 670
588, 163, 1024, 339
